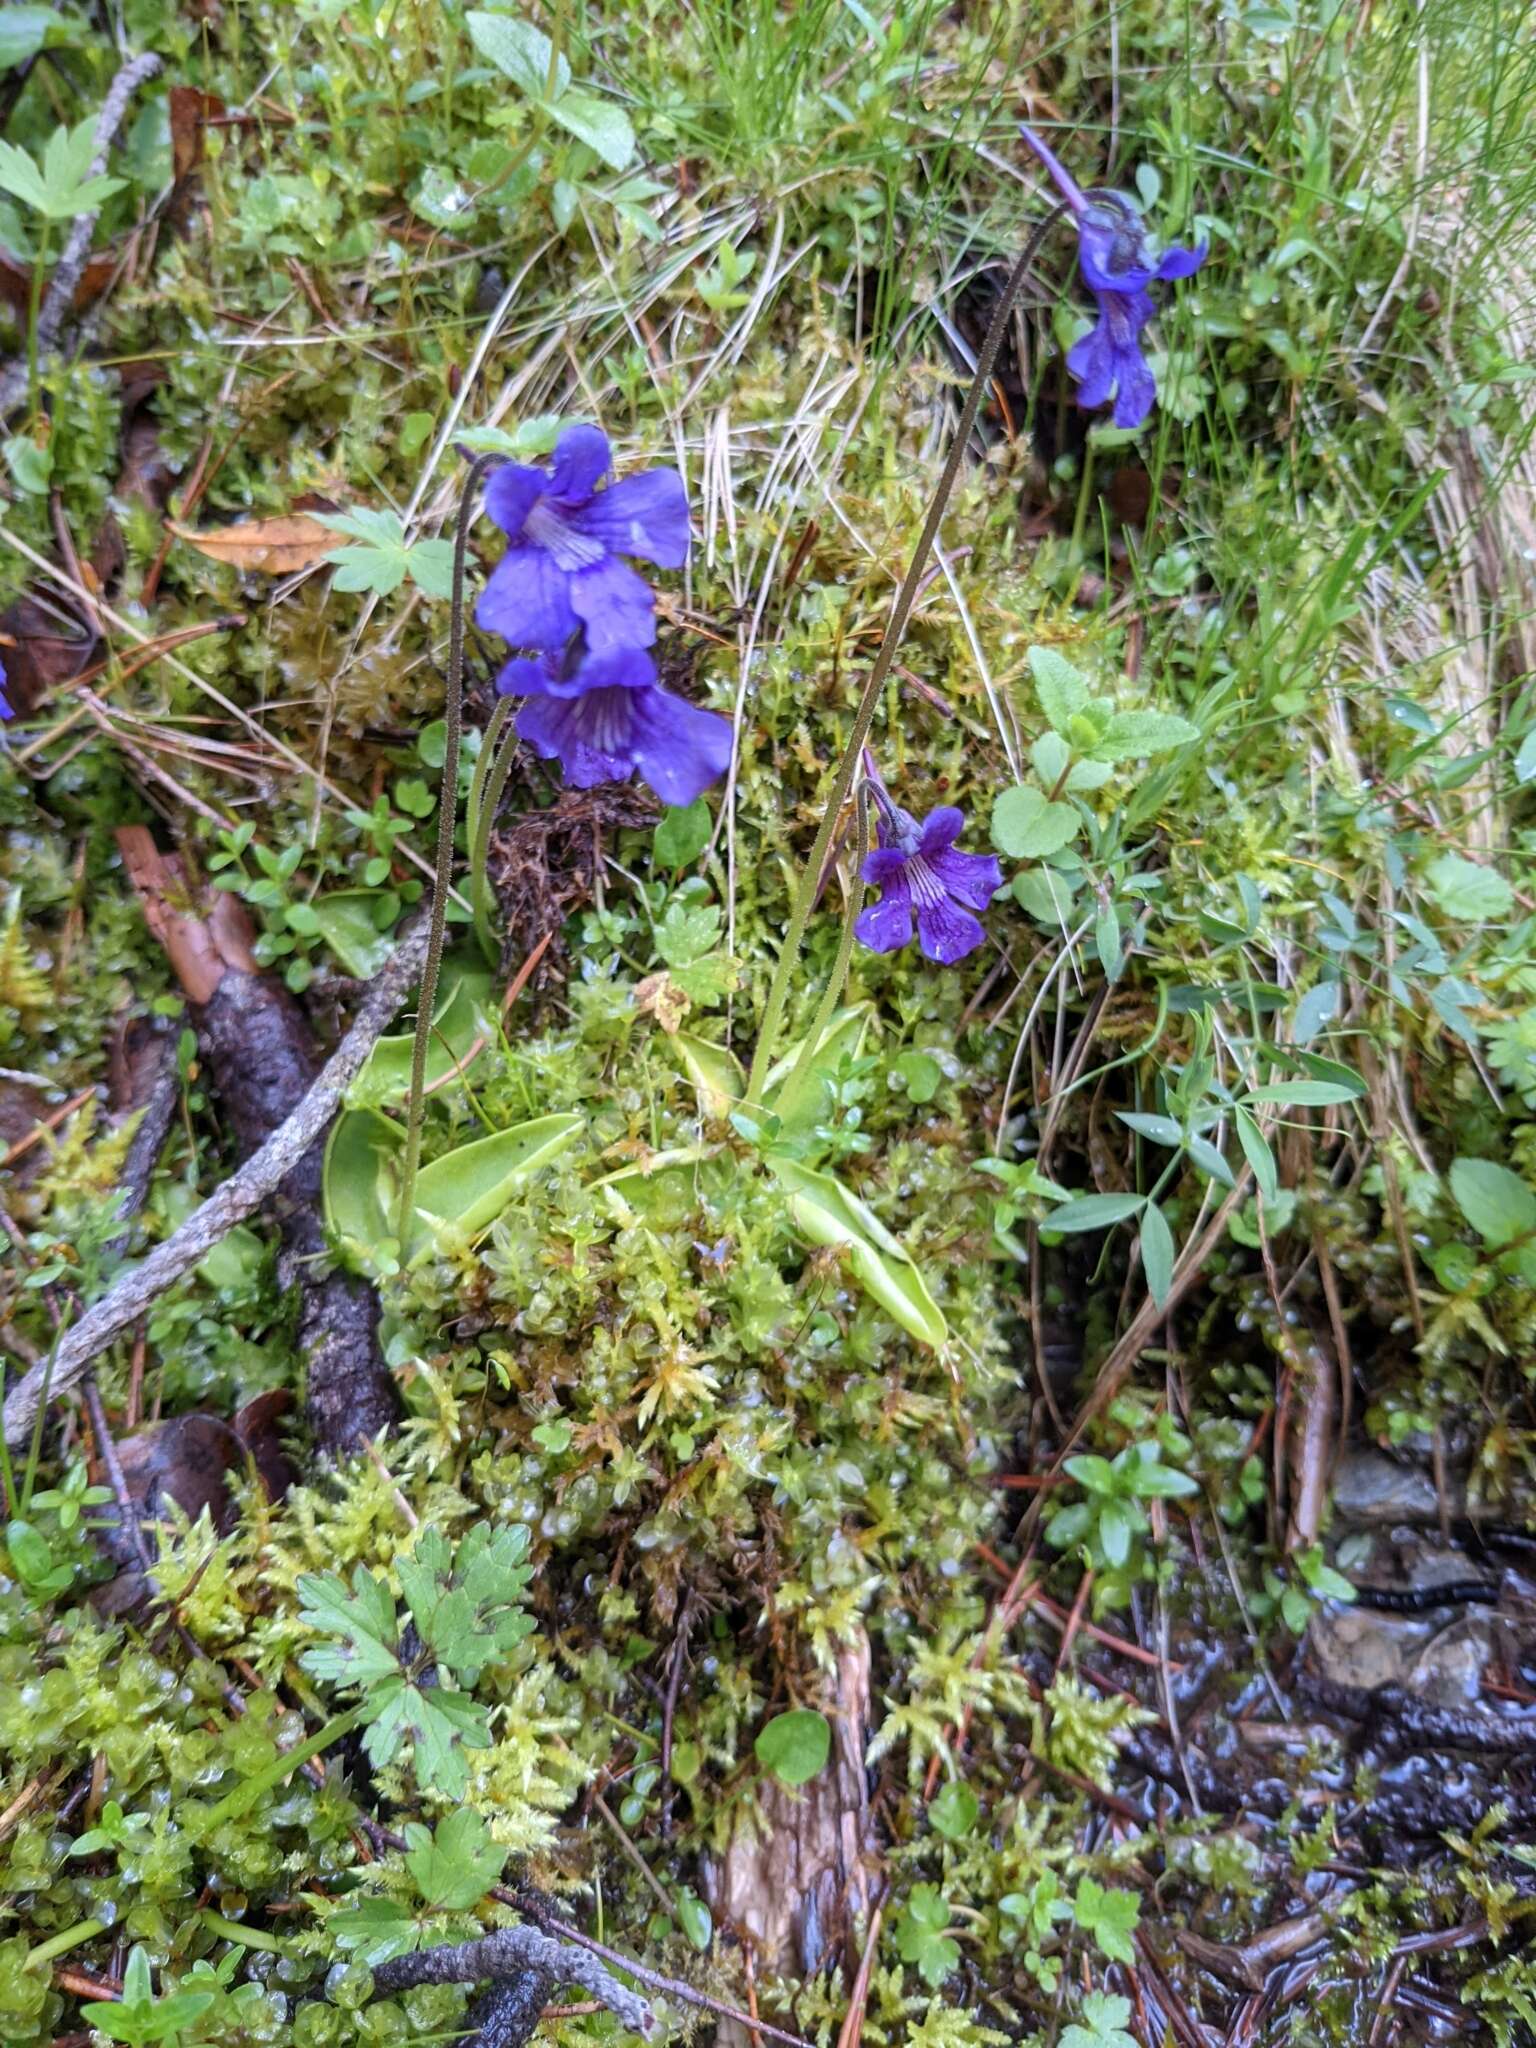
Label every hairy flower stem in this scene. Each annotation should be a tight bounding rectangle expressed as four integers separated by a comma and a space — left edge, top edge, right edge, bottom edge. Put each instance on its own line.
744, 202, 1066, 1104
775, 785, 871, 1116
396, 454, 499, 1245
468, 695, 517, 966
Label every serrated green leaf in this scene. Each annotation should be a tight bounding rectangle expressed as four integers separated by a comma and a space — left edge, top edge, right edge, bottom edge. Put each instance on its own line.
296, 1567, 402, 1688
928, 1779, 979, 1839
1061, 1989, 1136, 2048
1091, 708, 1200, 761
407, 538, 457, 598
329, 1896, 422, 1965
404, 1808, 506, 1909
1073, 1877, 1140, 1966
1030, 728, 1071, 786
1028, 645, 1092, 732
1425, 851, 1513, 923
896, 1884, 959, 1988
0, 140, 48, 213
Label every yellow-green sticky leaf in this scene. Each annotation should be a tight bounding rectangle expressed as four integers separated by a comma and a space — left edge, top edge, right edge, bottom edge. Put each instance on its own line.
405, 1113, 583, 1259
346, 961, 494, 1110
670, 1032, 745, 1120
323, 1109, 403, 1271
771, 1157, 946, 1348
591, 1145, 724, 1227
763, 1004, 872, 1137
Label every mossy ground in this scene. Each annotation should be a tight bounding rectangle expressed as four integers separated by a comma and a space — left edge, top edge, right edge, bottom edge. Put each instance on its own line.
4, 0, 1536, 2043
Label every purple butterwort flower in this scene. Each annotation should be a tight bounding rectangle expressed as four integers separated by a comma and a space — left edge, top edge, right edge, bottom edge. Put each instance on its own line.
497, 642, 731, 808
476, 424, 689, 657
855, 769, 1002, 966
1022, 126, 1206, 431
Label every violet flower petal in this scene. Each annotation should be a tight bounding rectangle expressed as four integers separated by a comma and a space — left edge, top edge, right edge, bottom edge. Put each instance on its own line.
913, 892, 987, 964
567, 469, 691, 569
476, 544, 582, 649
927, 845, 1003, 912
548, 424, 612, 503
854, 889, 915, 954
484, 465, 547, 540
627, 686, 734, 806
569, 556, 658, 653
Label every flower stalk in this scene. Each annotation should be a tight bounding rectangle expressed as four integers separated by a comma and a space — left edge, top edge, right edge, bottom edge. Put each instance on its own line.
395, 453, 499, 1246
744, 201, 1066, 1106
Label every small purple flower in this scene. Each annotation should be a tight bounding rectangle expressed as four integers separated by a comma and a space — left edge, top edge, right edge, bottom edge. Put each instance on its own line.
0, 654, 11, 722
497, 643, 732, 808
1022, 127, 1206, 431
855, 777, 1002, 966
476, 424, 690, 656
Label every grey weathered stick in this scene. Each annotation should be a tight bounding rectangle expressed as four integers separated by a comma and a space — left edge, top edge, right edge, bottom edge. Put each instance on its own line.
460, 1973, 553, 2048
371, 1928, 655, 2038
1, 915, 429, 1445
0, 52, 163, 417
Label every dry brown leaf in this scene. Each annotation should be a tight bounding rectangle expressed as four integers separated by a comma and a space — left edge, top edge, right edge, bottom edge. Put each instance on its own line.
168, 513, 338, 574
169, 85, 226, 183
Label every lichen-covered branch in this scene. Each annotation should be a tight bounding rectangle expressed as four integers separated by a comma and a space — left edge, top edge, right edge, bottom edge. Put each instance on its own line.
0, 52, 163, 417
371, 1928, 654, 2039
2, 914, 429, 1447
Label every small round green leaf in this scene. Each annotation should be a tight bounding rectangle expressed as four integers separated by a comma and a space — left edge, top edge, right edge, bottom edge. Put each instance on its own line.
928, 1780, 979, 1840
675, 1887, 713, 1951
754, 1707, 831, 1785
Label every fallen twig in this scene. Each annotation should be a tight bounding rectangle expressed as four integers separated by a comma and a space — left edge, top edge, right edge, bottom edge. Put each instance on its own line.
371, 1928, 654, 2039
0, 53, 163, 417
2, 915, 429, 1446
